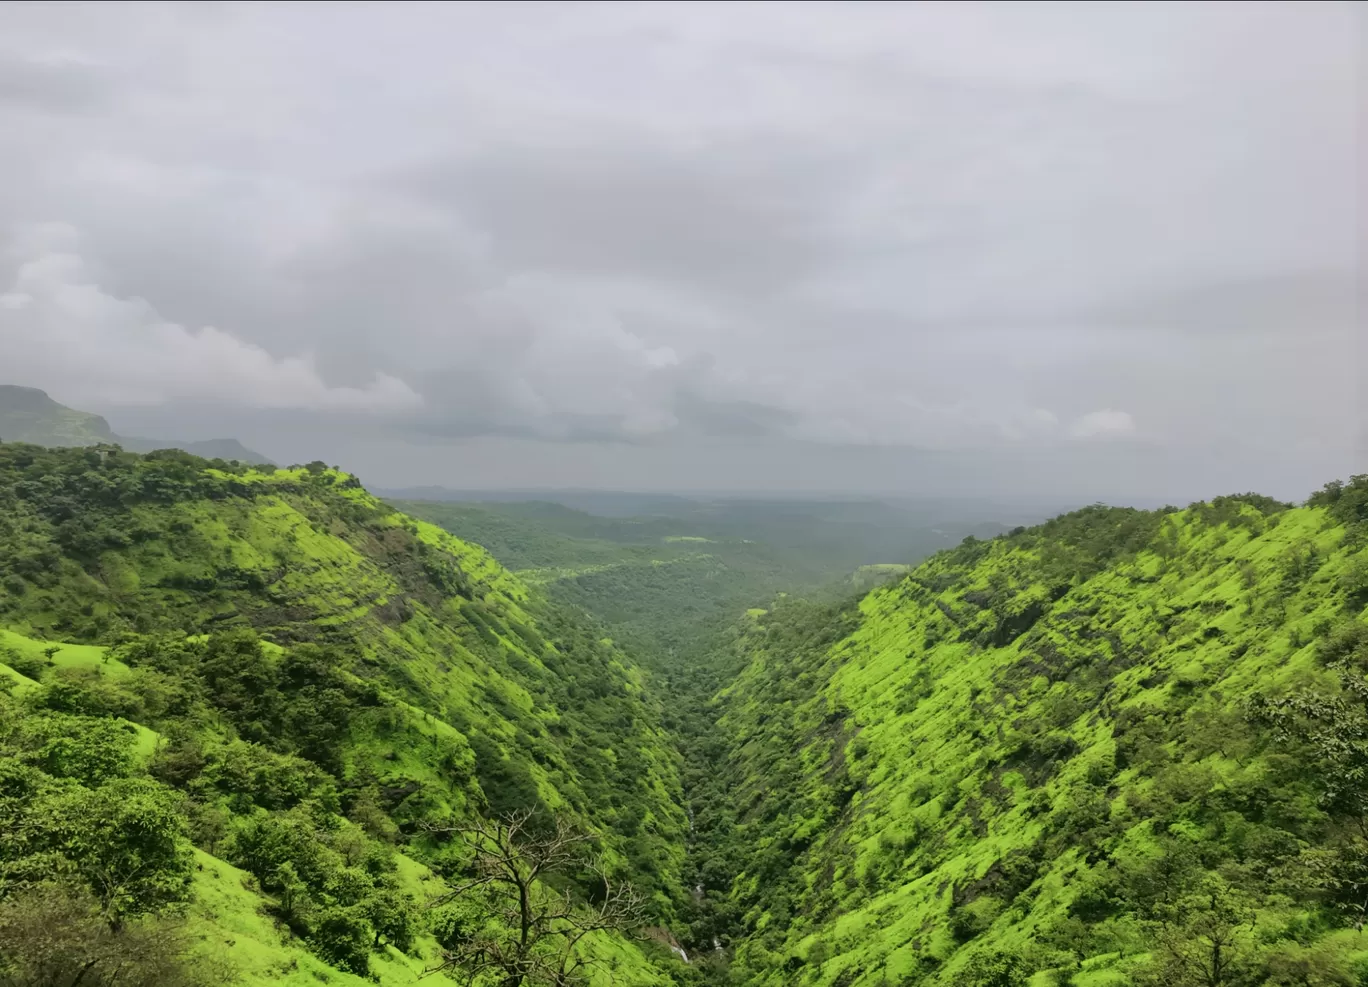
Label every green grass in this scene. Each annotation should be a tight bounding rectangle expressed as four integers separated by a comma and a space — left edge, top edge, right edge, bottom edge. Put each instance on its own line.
185, 848, 460, 987
0, 628, 160, 757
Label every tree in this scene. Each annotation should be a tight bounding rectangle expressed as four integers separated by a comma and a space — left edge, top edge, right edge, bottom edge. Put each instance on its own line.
41, 778, 195, 921
427, 809, 647, 986
958, 949, 1030, 987
1250, 658, 1368, 922
308, 905, 373, 975
0, 775, 193, 923
364, 883, 418, 951
0, 885, 229, 987
1134, 884, 1259, 987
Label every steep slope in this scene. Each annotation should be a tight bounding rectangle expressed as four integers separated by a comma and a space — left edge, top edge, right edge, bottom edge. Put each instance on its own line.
703, 483, 1368, 985
0, 385, 272, 464
0, 384, 114, 446
0, 442, 687, 984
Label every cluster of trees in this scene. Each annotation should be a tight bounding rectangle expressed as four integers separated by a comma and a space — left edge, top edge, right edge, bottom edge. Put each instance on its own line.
0, 664, 212, 984
0, 443, 361, 640
0, 632, 657, 984
0, 632, 420, 975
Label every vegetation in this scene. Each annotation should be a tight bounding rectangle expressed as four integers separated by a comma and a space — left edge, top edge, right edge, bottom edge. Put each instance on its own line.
392, 496, 1005, 674
700, 483, 1368, 984
0, 885, 228, 987
4, 436, 1368, 987
0, 442, 682, 986
427, 809, 648, 986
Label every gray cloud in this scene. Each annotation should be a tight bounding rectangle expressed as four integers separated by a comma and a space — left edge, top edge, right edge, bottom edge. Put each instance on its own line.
0, 0, 1361, 500
0, 52, 116, 114
411, 138, 842, 294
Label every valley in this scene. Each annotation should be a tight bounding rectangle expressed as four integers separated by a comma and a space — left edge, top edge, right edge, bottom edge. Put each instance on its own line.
0, 4, 1350, 985
1, 440, 1366, 986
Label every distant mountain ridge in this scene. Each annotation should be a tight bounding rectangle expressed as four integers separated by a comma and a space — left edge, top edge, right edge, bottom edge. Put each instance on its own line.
0, 384, 272, 464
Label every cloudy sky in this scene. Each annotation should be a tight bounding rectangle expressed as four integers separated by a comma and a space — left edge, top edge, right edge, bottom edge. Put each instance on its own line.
0, 1, 1362, 501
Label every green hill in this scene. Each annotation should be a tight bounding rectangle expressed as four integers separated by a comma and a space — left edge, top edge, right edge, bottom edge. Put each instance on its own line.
0, 442, 686, 985
0, 385, 272, 464
0, 384, 115, 446
687, 481, 1368, 985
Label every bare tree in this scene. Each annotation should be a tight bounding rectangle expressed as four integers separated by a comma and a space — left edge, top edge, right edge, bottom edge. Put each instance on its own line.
425, 809, 647, 987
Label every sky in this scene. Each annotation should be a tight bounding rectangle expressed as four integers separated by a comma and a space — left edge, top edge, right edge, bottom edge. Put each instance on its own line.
0, 1, 1363, 502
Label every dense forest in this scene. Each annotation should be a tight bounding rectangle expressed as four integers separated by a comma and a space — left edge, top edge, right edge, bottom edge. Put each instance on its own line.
0, 442, 687, 985
2, 439, 1367, 986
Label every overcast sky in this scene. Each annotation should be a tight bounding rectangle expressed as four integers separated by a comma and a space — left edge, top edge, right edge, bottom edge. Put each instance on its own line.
0, 1, 1362, 501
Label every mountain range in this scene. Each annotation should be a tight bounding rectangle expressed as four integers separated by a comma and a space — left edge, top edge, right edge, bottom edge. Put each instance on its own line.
0, 384, 271, 464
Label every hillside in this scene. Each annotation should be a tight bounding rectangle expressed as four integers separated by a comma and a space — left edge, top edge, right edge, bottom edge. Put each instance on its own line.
0, 442, 687, 985
0, 384, 115, 446
0, 385, 272, 464
7, 437, 1368, 987
394, 496, 1014, 679
690, 480, 1368, 985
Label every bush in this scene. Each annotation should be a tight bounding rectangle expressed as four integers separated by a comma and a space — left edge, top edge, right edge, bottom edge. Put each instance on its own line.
309, 905, 373, 974
1, 647, 47, 681
959, 949, 1030, 987
0, 885, 230, 987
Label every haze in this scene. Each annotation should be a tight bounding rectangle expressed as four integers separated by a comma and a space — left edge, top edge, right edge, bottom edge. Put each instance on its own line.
0, 1, 1362, 502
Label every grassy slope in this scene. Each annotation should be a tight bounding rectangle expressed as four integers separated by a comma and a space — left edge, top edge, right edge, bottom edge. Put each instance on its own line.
715, 496, 1368, 985
0, 627, 461, 987
1, 456, 685, 876
0, 445, 684, 985
1, 628, 679, 987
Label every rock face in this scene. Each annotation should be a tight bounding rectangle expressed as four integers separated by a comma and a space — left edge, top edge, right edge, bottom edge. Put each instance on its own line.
0, 384, 271, 464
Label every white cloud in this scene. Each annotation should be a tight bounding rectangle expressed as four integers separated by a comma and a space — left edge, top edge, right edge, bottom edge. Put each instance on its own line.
1069, 408, 1136, 439
0, 233, 421, 413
